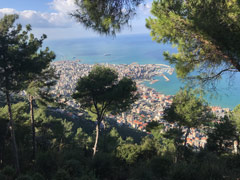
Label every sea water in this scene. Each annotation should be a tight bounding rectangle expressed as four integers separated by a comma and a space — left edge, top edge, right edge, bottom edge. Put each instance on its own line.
45, 34, 240, 109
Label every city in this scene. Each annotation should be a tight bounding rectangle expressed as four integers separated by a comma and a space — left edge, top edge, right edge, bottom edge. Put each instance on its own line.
51, 60, 230, 149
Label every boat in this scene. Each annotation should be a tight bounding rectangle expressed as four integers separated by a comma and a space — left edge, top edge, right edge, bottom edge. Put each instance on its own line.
104, 53, 111, 56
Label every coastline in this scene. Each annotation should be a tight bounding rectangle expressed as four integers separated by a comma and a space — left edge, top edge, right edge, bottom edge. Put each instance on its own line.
45, 34, 239, 110
53, 60, 238, 110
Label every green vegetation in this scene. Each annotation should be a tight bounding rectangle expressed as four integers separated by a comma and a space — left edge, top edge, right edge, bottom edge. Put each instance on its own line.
71, 0, 143, 35
0, 14, 55, 173
72, 65, 138, 156
146, 0, 240, 87
1, 1, 240, 178
26, 66, 58, 161
164, 88, 212, 146
4, 98, 240, 180
206, 116, 237, 155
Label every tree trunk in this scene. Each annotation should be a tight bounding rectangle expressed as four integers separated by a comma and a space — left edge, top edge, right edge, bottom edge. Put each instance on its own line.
237, 138, 240, 155
0, 142, 3, 168
29, 95, 36, 161
0, 125, 6, 168
6, 90, 20, 174
93, 121, 100, 157
184, 128, 190, 147
102, 120, 106, 130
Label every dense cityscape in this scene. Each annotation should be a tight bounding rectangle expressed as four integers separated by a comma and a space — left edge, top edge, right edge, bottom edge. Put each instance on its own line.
51, 60, 230, 149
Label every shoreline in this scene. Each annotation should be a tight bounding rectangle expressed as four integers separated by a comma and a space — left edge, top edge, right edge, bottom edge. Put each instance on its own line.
52, 60, 234, 110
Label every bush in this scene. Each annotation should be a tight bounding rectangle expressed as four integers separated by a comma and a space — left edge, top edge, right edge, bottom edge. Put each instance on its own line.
63, 159, 82, 177
169, 162, 195, 180
16, 175, 32, 180
79, 171, 98, 180
0, 173, 6, 180
91, 152, 116, 179
32, 173, 45, 180
54, 169, 70, 180
1, 166, 16, 180
35, 152, 57, 178
150, 156, 172, 177
129, 161, 155, 180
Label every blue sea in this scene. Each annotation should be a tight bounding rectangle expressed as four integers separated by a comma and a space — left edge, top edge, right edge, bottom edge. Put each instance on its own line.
45, 34, 240, 110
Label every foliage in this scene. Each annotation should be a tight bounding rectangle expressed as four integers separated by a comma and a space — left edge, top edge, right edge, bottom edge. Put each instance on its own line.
146, 0, 240, 87
72, 65, 138, 116
164, 88, 212, 128
0, 173, 6, 180
0, 101, 240, 180
0, 14, 55, 172
26, 67, 59, 109
164, 128, 184, 148
54, 169, 71, 180
35, 151, 58, 178
74, 127, 93, 150
31, 173, 45, 180
72, 65, 138, 155
207, 116, 237, 155
71, 0, 143, 35
146, 121, 160, 133
0, 14, 55, 93
16, 175, 32, 180
117, 143, 141, 164
149, 156, 172, 178
1, 12, 240, 180
63, 159, 82, 177
163, 88, 212, 156
231, 104, 240, 131
1, 166, 16, 179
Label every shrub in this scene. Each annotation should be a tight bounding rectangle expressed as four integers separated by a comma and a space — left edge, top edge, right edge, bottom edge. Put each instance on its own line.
32, 173, 45, 180
35, 152, 57, 178
1, 166, 16, 180
63, 159, 82, 177
0, 173, 6, 180
54, 169, 70, 180
16, 175, 32, 180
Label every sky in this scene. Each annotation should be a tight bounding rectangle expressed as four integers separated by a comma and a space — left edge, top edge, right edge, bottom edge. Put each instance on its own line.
0, 0, 152, 40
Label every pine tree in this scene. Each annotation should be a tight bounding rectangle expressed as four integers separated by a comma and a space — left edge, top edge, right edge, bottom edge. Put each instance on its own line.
72, 65, 138, 156
0, 14, 55, 173
146, 0, 240, 87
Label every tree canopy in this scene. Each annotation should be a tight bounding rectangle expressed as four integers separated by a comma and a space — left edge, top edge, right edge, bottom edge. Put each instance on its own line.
71, 0, 143, 35
0, 14, 55, 173
146, 0, 240, 87
164, 88, 212, 146
72, 65, 138, 115
207, 116, 237, 155
72, 65, 138, 155
164, 88, 211, 128
0, 14, 55, 93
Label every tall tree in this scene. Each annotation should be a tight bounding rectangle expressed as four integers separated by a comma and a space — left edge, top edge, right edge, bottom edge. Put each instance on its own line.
230, 104, 240, 153
71, 0, 143, 35
0, 14, 55, 173
72, 65, 138, 156
26, 67, 58, 161
146, 0, 240, 87
206, 116, 237, 155
164, 88, 212, 147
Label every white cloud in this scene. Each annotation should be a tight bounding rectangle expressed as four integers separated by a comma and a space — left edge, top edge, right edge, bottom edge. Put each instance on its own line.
49, 0, 77, 14
0, 1, 76, 29
0, 0, 151, 39
0, 8, 17, 14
